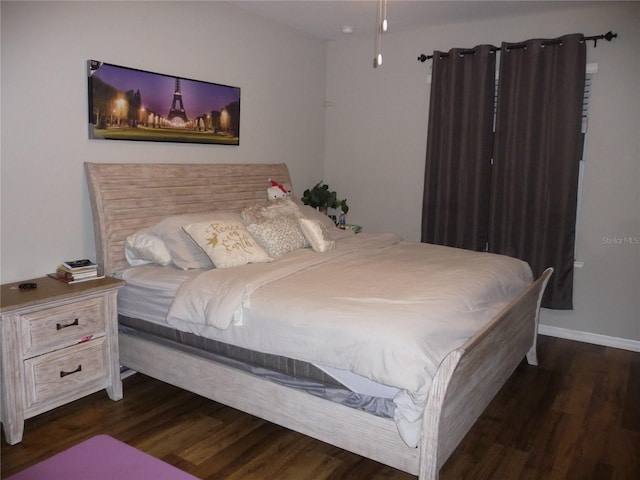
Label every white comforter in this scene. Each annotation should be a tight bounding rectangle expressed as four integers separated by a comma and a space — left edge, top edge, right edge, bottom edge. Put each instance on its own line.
166, 232, 532, 446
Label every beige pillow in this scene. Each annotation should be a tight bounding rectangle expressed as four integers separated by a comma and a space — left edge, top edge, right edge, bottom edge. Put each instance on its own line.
183, 220, 271, 268
298, 204, 355, 240
297, 204, 336, 229
241, 198, 302, 224
298, 217, 336, 253
151, 211, 242, 269
247, 216, 307, 258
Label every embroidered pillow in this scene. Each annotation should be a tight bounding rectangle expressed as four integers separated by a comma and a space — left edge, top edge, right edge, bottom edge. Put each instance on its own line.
298, 217, 336, 253
183, 220, 271, 268
246, 216, 307, 258
151, 211, 242, 269
241, 198, 302, 224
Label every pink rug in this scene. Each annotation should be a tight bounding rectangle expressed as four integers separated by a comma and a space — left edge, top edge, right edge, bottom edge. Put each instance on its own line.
8, 434, 199, 480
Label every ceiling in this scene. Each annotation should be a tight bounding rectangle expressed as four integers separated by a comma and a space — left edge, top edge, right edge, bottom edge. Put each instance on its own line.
230, 1, 600, 41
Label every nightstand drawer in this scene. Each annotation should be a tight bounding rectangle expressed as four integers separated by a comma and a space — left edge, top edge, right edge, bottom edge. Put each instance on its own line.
20, 297, 105, 358
23, 338, 108, 410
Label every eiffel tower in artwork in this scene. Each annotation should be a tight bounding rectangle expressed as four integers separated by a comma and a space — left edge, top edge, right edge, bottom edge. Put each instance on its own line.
167, 78, 188, 123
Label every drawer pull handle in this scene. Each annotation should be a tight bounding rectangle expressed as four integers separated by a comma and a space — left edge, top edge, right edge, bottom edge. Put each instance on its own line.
56, 319, 79, 330
60, 365, 82, 378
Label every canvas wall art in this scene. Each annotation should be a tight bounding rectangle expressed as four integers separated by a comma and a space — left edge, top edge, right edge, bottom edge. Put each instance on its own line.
88, 60, 240, 145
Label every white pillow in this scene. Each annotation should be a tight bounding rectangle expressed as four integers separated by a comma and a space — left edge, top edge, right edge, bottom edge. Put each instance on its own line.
298, 218, 336, 253
124, 229, 172, 266
298, 204, 336, 229
151, 211, 243, 269
247, 216, 308, 258
298, 204, 355, 240
183, 220, 271, 268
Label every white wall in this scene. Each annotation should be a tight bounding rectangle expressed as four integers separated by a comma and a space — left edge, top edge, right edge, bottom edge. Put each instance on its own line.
0, 0, 326, 282
324, 3, 640, 342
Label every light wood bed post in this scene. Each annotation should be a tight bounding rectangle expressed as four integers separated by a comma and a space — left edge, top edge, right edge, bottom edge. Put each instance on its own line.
84, 162, 553, 480
418, 267, 552, 479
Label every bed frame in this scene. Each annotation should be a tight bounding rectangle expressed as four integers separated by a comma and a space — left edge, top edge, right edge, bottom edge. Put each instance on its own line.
85, 162, 552, 479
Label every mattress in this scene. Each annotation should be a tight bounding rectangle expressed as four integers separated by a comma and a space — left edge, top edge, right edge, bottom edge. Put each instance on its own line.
116, 264, 399, 414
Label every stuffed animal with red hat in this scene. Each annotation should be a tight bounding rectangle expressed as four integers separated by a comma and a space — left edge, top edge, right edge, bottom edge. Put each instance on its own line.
267, 178, 290, 200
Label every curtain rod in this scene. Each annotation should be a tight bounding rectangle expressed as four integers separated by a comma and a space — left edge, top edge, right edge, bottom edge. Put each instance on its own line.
417, 31, 617, 62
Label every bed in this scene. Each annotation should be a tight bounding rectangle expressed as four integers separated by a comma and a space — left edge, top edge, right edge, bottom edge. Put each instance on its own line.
85, 162, 552, 480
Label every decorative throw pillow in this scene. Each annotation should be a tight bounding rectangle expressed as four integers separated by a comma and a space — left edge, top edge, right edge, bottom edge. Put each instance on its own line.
124, 229, 172, 266
297, 204, 336, 229
241, 198, 302, 224
298, 217, 336, 253
151, 211, 243, 269
297, 204, 355, 240
183, 220, 271, 268
246, 216, 307, 258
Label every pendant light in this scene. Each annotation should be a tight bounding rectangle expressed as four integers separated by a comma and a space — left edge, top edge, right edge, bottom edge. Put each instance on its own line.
373, 0, 387, 68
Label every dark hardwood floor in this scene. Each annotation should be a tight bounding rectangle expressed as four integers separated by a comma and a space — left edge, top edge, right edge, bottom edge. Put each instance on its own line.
2, 335, 639, 479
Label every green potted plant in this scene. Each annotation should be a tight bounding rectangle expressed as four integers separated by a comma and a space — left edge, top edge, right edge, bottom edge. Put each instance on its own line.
301, 181, 349, 215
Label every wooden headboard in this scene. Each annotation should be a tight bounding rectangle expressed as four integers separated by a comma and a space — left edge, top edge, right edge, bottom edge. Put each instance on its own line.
84, 162, 292, 276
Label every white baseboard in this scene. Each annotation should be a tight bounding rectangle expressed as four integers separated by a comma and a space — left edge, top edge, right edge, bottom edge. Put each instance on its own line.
538, 324, 640, 352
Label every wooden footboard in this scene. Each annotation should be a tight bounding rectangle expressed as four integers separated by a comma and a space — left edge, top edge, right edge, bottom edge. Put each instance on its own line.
419, 267, 552, 479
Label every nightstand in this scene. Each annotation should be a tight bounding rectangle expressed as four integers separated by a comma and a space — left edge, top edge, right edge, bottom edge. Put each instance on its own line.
0, 275, 125, 445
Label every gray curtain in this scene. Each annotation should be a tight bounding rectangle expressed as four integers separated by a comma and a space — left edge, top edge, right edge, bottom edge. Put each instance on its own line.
489, 34, 586, 309
421, 45, 496, 251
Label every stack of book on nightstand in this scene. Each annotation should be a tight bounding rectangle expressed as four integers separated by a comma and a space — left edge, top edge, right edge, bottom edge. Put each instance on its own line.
49, 259, 104, 284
